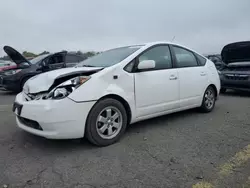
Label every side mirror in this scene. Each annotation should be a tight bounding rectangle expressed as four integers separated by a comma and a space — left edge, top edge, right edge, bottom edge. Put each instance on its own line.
137, 60, 155, 70
19, 62, 30, 69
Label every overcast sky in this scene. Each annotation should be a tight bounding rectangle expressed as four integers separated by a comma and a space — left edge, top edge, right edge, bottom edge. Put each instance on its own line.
0, 0, 250, 57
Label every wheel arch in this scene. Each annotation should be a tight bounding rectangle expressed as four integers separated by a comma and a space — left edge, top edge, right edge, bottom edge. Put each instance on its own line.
98, 94, 132, 125
208, 84, 218, 99
19, 75, 32, 91
20, 74, 36, 87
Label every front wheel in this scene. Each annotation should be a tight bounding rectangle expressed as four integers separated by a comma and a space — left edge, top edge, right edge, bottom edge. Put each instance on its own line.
85, 98, 128, 146
200, 86, 216, 113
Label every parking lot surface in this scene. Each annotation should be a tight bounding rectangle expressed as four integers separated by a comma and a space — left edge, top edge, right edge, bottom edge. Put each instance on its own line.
0, 90, 250, 188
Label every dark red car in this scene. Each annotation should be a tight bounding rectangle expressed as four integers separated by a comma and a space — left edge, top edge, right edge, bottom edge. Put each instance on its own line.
0, 64, 17, 72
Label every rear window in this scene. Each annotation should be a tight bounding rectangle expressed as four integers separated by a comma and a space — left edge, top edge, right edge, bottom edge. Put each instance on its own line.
173, 46, 198, 68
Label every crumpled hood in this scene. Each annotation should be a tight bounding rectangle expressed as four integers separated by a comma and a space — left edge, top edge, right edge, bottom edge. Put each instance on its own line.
221, 41, 250, 64
24, 67, 103, 94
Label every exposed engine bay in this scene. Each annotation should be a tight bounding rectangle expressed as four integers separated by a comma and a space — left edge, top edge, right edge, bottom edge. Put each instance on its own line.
23, 67, 103, 101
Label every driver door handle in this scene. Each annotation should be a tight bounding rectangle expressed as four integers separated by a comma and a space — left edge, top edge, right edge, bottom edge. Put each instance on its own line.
169, 75, 178, 80
200, 72, 206, 76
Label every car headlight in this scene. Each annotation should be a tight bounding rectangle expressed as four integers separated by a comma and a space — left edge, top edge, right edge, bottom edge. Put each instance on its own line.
4, 69, 22, 75
46, 76, 90, 100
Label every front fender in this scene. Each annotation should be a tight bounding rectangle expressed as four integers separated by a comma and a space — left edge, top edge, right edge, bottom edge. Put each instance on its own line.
68, 71, 136, 122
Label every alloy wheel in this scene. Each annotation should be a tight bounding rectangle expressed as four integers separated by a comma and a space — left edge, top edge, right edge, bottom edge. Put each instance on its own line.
96, 106, 123, 139
204, 89, 215, 109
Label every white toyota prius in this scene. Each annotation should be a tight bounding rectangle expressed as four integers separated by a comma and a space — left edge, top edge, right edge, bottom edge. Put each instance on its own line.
13, 42, 220, 146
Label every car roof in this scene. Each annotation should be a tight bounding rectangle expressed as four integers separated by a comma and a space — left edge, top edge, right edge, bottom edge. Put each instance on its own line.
141, 41, 205, 57
144, 41, 195, 49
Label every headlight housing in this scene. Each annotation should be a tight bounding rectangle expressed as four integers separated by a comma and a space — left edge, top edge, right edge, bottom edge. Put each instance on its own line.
4, 69, 22, 76
46, 76, 90, 100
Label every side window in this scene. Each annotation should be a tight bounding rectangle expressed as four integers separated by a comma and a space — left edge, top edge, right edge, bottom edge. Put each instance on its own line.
138, 45, 172, 70
173, 46, 198, 68
65, 55, 80, 64
77, 56, 85, 62
124, 59, 135, 72
195, 53, 207, 66
47, 55, 63, 65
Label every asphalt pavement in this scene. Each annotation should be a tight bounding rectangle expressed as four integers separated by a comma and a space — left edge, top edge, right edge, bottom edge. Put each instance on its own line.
0, 90, 250, 188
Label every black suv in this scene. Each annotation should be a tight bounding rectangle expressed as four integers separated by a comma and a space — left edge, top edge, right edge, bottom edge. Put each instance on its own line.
0, 46, 85, 92
219, 41, 250, 93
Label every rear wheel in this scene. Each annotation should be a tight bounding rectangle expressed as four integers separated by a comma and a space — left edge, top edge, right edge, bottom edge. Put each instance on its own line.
85, 98, 128, 146
200, 86, 216, 113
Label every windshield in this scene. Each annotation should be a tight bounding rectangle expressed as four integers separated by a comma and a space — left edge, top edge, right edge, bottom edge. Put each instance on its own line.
29, 54, 50, 64
76, 46, 143, 67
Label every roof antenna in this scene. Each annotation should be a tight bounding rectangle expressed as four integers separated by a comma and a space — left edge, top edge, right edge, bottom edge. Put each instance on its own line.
171, 36, 176, 42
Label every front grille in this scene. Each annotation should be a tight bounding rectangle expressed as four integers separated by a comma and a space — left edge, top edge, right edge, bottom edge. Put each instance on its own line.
225, 75, 249, 81
18, 116, 43, 131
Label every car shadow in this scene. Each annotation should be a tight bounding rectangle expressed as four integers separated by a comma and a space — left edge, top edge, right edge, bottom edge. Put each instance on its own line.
0, 90, 17, 96
16, 108, 199, 152
126, 108, 198, 134
17, 132, 94, 152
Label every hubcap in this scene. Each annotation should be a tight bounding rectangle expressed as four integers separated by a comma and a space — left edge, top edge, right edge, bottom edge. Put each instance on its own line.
96, 106, 123, 139
204, 89, 215, 109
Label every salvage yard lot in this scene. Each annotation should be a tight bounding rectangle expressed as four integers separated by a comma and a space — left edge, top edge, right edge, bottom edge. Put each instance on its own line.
0, 91, 250, 188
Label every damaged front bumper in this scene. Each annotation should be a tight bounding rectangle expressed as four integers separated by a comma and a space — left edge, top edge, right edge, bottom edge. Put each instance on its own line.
14, 92, 96, 139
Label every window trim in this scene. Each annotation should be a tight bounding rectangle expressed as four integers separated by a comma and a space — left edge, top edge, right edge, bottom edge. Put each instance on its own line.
127, 44, 174, 73
124, 59, 136, 73
194, 53, 207, 66
170, 45, 199, 68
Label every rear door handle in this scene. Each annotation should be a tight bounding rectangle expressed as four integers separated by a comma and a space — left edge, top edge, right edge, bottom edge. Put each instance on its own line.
169, 75, 178, 80
200, 72, 206, 76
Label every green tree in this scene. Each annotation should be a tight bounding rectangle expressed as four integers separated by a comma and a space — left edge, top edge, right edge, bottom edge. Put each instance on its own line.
22, 51, 37, 58
39, 51, 50, 55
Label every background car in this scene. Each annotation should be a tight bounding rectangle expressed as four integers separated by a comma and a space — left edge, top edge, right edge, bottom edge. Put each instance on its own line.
0, 62, 17, 72
219, 41, 250, 93
0, 46, 86, 92
13, 42, 220, 146
206, 54, 226, 71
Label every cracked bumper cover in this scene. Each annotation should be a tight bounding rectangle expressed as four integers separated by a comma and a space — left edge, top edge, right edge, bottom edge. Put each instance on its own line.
14, 92, 96, 139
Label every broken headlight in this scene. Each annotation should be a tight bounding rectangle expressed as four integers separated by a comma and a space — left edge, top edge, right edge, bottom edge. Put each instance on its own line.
4, 69, 22, 76
46, 76, 90, 100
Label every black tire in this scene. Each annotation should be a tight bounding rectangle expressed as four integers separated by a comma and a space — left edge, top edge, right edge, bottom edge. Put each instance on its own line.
85, 98, 128, 146
200, 86, 216, 113
220, 88, 227, 94
20, 77, 31, 92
